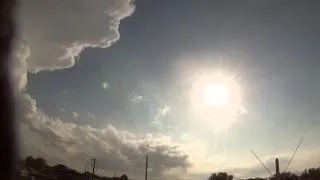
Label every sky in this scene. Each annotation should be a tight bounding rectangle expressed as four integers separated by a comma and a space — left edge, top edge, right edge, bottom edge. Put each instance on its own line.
12, 0, 320, 179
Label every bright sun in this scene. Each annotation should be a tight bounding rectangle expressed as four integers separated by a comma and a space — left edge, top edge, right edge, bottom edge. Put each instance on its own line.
203, 83, 229, 107
189, 70, 245, 132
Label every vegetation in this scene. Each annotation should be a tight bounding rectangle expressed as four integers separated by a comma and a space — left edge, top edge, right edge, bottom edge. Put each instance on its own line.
208, 172, 233, 180
17, 156, 320, 180
207, 169, 320, 180
17, 156, 128, 180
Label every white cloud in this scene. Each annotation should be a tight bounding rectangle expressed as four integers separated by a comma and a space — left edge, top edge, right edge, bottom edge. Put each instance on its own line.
130, 94, 144, 103
16, 0, 135, 74
11, 0, 320, 179
15, 94, 320, 179
11, 1, 191, 179
160, 105, 170, 116
72, 112, 79, 118
88, 112, 96, 119
240, 105, 247, 114
18, 94, 191, 179
150, 120, 163, 130
149, 105, 171, 129
11, 43, 29, 92
102, 81, 110, 89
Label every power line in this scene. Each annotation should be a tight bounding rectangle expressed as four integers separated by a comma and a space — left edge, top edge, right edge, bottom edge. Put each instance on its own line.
251, 150, 272, 176
283, 138, 303, 172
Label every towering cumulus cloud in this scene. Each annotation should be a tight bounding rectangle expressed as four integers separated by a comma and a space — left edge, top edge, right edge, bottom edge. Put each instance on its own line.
18, 0, 134, 73
12, 1, 191, 179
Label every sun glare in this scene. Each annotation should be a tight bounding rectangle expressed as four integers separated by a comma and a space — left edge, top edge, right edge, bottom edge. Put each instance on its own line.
190, 70, 244, 132
203, 83, 229, 107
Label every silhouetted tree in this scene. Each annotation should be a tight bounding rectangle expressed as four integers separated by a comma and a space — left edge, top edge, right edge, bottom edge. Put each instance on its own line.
34, 157, 47, 169
25, 156, 35, 168
24, 156, 47, 170
208, 172, 233, 180
53, 164, 69, 172
21, 155, 320, 180
269, 172, 298, 180
300, 168, 320, 180
120, 174, 128, 180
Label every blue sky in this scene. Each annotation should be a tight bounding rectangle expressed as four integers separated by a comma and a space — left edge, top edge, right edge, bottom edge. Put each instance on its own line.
15, 0, 320, 179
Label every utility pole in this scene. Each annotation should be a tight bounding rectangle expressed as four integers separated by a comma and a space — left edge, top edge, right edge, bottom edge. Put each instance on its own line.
91, 158, 96, 180
275, 158, 280, 176
145, 155, 148, 180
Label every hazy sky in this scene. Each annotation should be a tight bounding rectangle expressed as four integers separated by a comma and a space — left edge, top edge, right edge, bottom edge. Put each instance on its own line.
14, 0, 320, 179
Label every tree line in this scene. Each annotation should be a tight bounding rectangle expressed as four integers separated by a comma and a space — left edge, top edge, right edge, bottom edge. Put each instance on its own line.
17, 156, 129, 180
17, 156, 320, 180
208, 168, 320, 180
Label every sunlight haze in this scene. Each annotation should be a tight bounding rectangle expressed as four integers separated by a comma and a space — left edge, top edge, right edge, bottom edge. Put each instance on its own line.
14, 0, 320, 179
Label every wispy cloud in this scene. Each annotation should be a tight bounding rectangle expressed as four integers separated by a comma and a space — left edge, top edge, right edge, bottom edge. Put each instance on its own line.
157, 105, 171, 119
102, 81, 110, 89
88, 112, 96, 119
72, 112, 79, 118
130, 94, 144, 103
149, 105, 171, 130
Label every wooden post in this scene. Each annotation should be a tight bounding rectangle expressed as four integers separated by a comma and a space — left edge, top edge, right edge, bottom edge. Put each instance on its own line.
145, 155, 148, 180
275, 158, 280, 176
